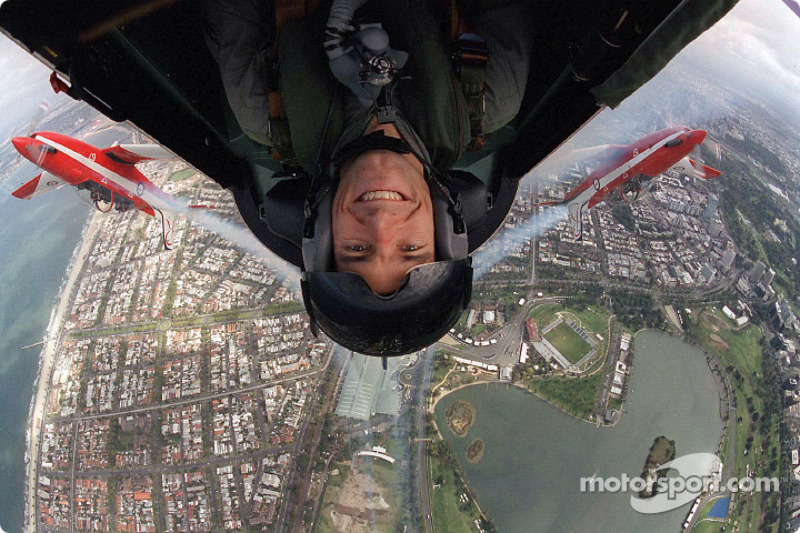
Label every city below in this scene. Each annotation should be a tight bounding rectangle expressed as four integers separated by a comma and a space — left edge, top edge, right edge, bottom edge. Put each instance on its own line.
9, 61, 800, 533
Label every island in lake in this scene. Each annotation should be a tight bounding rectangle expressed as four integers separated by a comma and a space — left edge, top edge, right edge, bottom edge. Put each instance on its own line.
445, 399, 475, 437
466, 438, 485, 464
639, 436, 677, 498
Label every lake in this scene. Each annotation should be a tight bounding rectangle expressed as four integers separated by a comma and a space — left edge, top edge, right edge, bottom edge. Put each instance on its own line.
434, 329, 724, 533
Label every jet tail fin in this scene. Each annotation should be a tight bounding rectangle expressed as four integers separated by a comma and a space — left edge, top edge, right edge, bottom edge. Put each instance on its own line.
568, 202, 584, 240
156, 209, 177, 250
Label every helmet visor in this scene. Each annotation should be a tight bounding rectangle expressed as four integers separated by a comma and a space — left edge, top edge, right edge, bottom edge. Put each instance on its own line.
303, 260, 472, 356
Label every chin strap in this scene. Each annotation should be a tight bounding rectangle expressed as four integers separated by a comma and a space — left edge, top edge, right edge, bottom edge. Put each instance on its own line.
427, 171, 466, 234
331, 130, 411, 169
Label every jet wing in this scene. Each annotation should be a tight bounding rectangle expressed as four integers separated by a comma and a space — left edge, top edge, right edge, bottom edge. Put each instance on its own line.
103, 144, 175, 165
11, 171, 67, 199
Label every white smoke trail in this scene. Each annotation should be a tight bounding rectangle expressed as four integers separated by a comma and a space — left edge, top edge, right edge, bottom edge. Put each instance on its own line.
185, 209, 301, 288
158, 192, 301, 289
471, 204, 569, 279
159, 173, 568, 289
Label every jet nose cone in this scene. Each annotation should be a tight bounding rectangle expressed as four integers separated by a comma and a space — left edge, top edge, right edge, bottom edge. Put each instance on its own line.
12, 136, 47, 165
690, 130, 707, 145
11, 137, 29, 154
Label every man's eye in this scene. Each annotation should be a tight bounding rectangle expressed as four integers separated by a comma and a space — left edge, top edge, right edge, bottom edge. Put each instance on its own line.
348, 245, 366, 252
403, 245, 419, 252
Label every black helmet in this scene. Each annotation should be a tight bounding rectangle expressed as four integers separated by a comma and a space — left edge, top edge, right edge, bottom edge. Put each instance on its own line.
300, 131, 475, 356
302, 261, 472, 355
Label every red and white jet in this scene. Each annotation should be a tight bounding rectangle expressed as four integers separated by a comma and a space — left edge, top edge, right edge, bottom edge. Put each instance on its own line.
11, 131, 194, 249
538, 126, 721, 239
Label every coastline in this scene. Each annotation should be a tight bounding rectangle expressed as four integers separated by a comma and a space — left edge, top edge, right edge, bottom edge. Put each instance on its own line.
23, 212, 100, 533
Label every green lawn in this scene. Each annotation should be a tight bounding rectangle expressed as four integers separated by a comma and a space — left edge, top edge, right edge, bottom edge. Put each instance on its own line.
528, 304, 608, 362
470, 324, 487, 337
607, 396, 623, 411
566, 306, 612, 371
432, 355, 456, 388
315, 463, 350, 533
714, 323, 763, 377
527, 303, 560, 327
698, 308, 764, 379
429, 452, 482, 533
707, 306, 741, 330
544, 321, 592, 363
527, 372, 603, 420
568, 305, 610, 335
690, 308, 780, 533
691, 520, 724, 533
169, 168, 196, 181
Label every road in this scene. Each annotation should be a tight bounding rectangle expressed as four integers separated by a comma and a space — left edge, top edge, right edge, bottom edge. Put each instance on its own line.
450, 297, 566, 369
595, 320, 622, 413
275, 345, 341, 532
417, 347, 435, 533
684, 351, 738, 531
50, 368, 322, 424
473, 276, 734, 302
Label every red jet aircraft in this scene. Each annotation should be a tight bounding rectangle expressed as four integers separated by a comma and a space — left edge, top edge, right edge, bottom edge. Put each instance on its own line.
11, 131, 193, 249
539, 126, 721, 239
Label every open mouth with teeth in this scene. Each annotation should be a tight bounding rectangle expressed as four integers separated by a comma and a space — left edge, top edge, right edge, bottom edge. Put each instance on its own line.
357, 190, 406, 202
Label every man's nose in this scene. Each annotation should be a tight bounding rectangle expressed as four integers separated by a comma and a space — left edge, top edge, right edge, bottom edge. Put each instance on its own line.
363, 208, 401, 243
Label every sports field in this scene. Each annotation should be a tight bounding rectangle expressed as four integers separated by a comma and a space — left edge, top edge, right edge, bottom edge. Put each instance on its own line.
169, 168, 196, 181
544, 321, 592, 363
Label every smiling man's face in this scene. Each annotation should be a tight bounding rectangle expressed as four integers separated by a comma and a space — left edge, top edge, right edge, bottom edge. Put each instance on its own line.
332, 148, 435, 295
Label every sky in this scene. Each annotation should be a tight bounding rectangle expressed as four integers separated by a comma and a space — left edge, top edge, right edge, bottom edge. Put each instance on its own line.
678, 0, 800, 116
0, 35, 72, 141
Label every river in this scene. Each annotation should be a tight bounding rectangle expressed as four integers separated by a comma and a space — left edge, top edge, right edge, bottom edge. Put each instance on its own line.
434, 329, 724, 533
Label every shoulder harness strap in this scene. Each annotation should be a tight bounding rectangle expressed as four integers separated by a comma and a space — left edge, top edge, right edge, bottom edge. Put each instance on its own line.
451, 32, 488, 150
448, 0, 488, 151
